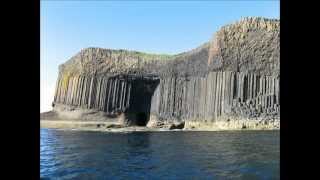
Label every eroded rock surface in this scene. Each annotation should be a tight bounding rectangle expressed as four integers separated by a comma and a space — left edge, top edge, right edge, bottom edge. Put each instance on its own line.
45, 17, 280, 130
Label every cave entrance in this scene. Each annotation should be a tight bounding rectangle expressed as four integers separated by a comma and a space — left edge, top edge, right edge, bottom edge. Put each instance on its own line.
135, 112, 148, 126
125, 78, 159, 126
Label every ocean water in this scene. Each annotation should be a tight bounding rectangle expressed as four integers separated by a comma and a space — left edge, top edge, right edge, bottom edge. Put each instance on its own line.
40, 129, 279, 179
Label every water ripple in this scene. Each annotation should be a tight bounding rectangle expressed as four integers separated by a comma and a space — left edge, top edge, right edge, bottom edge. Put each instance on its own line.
40, 129, 279, 179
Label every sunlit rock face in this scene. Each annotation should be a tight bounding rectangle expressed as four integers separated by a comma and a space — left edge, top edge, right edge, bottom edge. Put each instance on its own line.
51, 17, 280, 129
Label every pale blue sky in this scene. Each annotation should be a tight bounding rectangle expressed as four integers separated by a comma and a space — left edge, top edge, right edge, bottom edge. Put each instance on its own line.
41, 1, 279, 112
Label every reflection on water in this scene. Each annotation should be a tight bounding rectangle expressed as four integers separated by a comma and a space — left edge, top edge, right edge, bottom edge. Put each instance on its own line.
41, 129, 279, 179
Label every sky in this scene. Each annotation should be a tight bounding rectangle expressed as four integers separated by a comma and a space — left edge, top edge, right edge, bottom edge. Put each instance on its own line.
41, 0, 279, 112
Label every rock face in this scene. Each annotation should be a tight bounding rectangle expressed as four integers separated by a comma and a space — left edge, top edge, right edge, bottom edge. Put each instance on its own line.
50, 17, 280, 130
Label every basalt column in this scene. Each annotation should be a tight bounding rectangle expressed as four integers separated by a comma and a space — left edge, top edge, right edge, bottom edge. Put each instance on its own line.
53, 75, 133, 116
150, 71, 280, 125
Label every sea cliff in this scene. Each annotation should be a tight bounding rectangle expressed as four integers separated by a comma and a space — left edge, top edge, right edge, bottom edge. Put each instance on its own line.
41, 17, 280, 131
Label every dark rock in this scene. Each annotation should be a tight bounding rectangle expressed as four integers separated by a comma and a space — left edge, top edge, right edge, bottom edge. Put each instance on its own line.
106, 124, 123, 128
169, 122, 185, 130
96, 124, 105, 128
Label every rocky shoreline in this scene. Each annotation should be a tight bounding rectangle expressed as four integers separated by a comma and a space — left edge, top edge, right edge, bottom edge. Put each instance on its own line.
40, 118, 279, 132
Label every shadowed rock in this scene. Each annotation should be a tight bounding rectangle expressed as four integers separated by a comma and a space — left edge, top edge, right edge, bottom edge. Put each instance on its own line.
169, 122, 185, 130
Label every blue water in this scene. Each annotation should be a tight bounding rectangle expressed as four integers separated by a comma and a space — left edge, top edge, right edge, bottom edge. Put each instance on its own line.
40, 129, 279, 179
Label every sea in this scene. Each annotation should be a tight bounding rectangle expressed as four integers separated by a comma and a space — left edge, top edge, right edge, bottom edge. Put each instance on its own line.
40, 128, 279, 179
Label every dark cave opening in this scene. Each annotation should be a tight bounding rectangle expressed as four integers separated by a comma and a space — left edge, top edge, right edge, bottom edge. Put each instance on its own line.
135, 112, 148, 126
125, 78, 160, 126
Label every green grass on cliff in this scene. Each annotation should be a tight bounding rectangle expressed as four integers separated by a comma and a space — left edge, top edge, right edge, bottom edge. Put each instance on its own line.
133, 51, 176, 61
81, 47, 177, 62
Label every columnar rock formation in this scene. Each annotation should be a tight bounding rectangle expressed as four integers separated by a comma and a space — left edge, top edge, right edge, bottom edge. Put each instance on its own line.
149, 72, 279, 128
48, 17, 280, 130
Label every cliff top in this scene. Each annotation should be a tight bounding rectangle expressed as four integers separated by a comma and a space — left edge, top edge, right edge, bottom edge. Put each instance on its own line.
208, 17, 279, 75
59, 17, 279, 77
76, 47, 176, 61
219, 17, 279, 32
